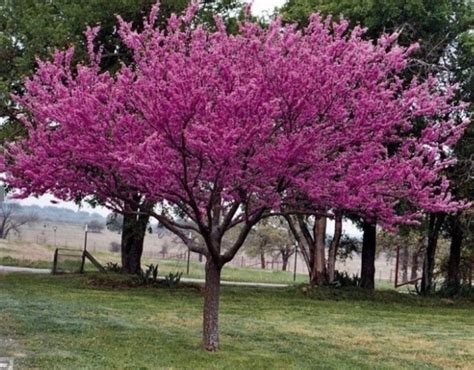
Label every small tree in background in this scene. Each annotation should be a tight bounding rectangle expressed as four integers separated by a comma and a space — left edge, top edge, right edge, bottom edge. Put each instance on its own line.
109, 241, 121, 253
106, 212, 124, 233
245, 218, 294, 270
87, 220, 105, 233
0, 202, 37, 239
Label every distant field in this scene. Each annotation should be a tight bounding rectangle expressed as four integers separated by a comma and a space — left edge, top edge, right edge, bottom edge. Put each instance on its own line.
0, 251, 399, 287
2, 221, 402, 281
0, 273, 472, 369
0, 232, 404, 287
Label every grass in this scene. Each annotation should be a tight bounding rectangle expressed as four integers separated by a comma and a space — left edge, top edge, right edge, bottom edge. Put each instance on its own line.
154, 259, 309, 284
0, 256, 51, 269
0, 256, 101, 273
0, 273, 473, 369
0, 255, 311, 284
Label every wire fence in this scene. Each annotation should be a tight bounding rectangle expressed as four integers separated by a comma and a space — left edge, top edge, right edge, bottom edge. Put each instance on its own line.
7, 222, 408, 283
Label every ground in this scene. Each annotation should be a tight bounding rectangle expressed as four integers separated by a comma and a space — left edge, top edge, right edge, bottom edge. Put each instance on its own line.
1, 273, 472, 369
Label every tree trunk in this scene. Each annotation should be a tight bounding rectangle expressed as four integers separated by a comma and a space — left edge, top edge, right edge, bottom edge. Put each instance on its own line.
410, 249, 420, 281
401, 244, 409, 283
281, 253, 289, 271
121, 210, 149, 274
421, 213, 445, 294
260, 248, 266, 269
311, 216, 327, 285
446, 216, 463, 292
203, 257, 222, 352
360, 221, 376, 289
327, 214, 342, 283
0, 217, 7, 239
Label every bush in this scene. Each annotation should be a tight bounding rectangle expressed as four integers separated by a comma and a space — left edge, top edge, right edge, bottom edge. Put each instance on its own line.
105, 262, 121, 273
106, 212, 123, 233
330, 271, 361, 288
87, 220, 105, 233
163, 272, 183, 288
109, 241, 121, 253
135, 264, 159, 285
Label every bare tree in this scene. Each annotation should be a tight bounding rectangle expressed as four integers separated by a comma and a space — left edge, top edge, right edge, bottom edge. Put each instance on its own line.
0, 202, 37, 239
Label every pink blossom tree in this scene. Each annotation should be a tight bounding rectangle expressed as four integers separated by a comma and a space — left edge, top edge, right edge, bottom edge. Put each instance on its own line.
1, 3, 467, 351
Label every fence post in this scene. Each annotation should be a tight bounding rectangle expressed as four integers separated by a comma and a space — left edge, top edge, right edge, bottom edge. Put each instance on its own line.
394, 244, 400, 288
52, 248, 58, 275
80, 224, 88, 274
186, 248, 191, 275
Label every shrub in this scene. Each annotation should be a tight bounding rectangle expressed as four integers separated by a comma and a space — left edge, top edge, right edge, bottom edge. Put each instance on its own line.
109, 241, 121, 253
163, 272, 183, 288
135, 264, 159, 285
87, 220, 105, 233
105, 262, 121, 273
331, 271, 361, 288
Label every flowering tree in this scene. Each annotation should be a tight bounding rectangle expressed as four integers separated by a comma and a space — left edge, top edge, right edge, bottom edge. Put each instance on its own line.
1, 3, 467, 351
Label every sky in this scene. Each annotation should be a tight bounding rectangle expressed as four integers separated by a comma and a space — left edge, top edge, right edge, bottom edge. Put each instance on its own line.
251, 0, 287, 16
7, 0, 362, 238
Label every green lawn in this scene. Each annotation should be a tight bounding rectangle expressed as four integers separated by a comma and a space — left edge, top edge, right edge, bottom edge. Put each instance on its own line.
154, 259, 310, 284
0, 255, 311, 284
0, 273, 472, 369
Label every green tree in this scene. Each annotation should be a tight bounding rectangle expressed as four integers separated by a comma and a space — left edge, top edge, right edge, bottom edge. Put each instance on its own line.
245, 218, 295, 271
282, 0, 473, 292
106, 212, 124, 233
444, 28, 473, 291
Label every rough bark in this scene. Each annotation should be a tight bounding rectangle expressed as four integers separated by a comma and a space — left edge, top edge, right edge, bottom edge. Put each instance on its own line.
260, 247, 266, 269
203, 256, 222, 352
311, 216, 327, 285
327, 214, 342, 283
421, 213, 445, 294
285, 215, 313, 281
446, 216, 463, 292
121, 209, 149, 274
410, 248, 420, 281
281, 252, 289, 271
401, 244, 409, 283
0, 217, 7, 239
360, 221, 376, 289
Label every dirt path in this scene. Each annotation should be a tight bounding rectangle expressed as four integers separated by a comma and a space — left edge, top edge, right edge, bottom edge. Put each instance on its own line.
0, 265, 289, 287
0, 265, 51, 274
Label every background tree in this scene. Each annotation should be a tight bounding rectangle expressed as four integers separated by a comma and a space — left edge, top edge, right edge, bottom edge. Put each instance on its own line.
327, 213, 342, 283
87, 219, 105, 234
106, 212, 124, 233
378, 227, 425, 283
282, 0, 473, 292
0, 202, 37, 239
285, 214, 327, 285
245, 218, 295, 270
443, 27, 473, 292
